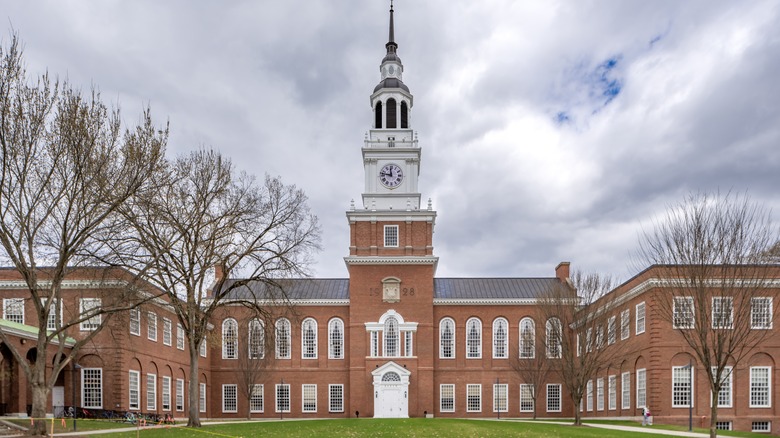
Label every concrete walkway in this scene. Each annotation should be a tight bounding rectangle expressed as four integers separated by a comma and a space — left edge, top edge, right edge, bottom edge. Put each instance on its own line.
502, 419, 727, 438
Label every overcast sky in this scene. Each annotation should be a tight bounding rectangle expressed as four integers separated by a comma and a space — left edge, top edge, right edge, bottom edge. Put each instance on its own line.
5, 1, 779, 284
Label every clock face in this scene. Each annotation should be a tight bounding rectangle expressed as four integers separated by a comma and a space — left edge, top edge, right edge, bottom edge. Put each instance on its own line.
379, 163, 404, 188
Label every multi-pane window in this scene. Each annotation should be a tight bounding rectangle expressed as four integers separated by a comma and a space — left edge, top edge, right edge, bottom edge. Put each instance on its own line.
176, 324, 185, 350
222, 384, 237, 413
546, 384, 561, 412
370, 331, 379, 357
148, 312, 158, 341
249, 319, 264, 359
636, 302, 646, 334
607, 316, 616, 345
129, 309, 141, 336
712, 297, 734, 329
251, 384, 264, 413
302, 384, 317, 413
596, 378, 604, 411
546, 318, 561, 359
673, 297, 695, 329
80, 298, 102, 331
163, 318, 172, 346
637, 368, 647, 409
519, 317, 535, 359
384, 225, 399, 247
276, 384, 291, 413
440, 318, 455, 359
713, 366, 732, 408
302, 318, 318, 359
3, 298, 24, 324
752, 421, 771, 432
276, 318, 291, 359
129, 371, 140, 410
586, 380, 593, 411
329, 384, 344, 413
404, 331, 413, 356
621, 372, 631, 409
466, 318, 482, 359
200, 338, 207, 357
493, 318, 508, 359
751, 297, 773, 329
585, 328, 593, 353
519, 384, 534, 412
750, 367, 771, 408
146, 374, 157, 410
620, 309, 630, 340
716, 422, 732, 431
466, 384, 481, 412
384, 316, 399, 356
176, 379, 185, 411
82, 368, 103, 409
595, 326, 604, 350
222, 318, 238, 359
328, 318, 344, 359
608, 375, 616, 410
493, 384, 508, 413
43, 298, 60, 331
199, 383, 207, 413
440, 384, 455, 412
672, 366, 693, 407
162, 376, 171, 411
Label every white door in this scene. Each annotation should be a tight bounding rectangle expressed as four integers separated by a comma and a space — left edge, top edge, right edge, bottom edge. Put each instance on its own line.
52, 386, 65, 417
376, 385, 407, 418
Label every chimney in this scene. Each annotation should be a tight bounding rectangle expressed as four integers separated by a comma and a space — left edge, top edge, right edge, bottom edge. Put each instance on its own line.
214, 264, 224, 283
555, 262, 570, 282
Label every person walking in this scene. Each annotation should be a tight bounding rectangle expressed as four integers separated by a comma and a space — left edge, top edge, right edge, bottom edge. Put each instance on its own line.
642, 406, 651, 426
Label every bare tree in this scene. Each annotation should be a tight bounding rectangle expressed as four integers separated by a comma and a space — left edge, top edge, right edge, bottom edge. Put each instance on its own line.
0, 34, 167, 435
636, 191, 780, 438
111, 149, 320, 427
233, 315, 271, 419
510, 328, 555, 419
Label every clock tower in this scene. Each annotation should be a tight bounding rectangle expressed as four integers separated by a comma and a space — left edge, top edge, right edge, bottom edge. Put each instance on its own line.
345, 2, 437, 418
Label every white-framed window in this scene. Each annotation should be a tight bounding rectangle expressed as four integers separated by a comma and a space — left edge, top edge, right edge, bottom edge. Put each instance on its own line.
440, 384, 455, 413
329, 384, 344, 413
162, 376, 171, 411
276, 318, 291, 359
466, 384, 481, 412
129, 308, 141, 336
404, 331, 413, 356
608, 375, 616, 410
176, 323, 185, 350
750, 367, 771, 408
79, 298, 101, 331
384, 225, 399, 247
595, 326, 604, 350
82, 368, 103, 409
129, 370, 140, 410
466, 318, 482, 359
493, 384, 508, 413
146, 373, 157, 411
620, 309, 630, 340
546, 318, 562, 359
716, 421, 732, 431
546, 384, 562, 412
301, 318, 318, 359
222, 318, 238, 359
43, 298, 60, 331
712, 297, 733, 329
637, 368, 647, 409
370, 331, 379, 357
328, 318, 344, 359
200, 338, 207, 357
752, 421, 771, 432
519, 317, 535, 359
3, 298, 24, 324
249, 319, 264, 359
439, 318, 455, 359
519, 384, 534, 412
163, 318, 172, 346
597, 378, 604, 411
276, 384, 291, 413
586, 380, 593, 411
176, 378, 184, 411
492, 318, 508, 359
672, 366, 694, 408
751, 297, 773, 329
585, 328, 593, 353
636, 302, 646, 334
251, 384, 264, 413
673, 296, 695, 329
384, 316, 399, 357
621, 372, 631, 410
712, 366, 732, 408
222, 384, 237, 413
302, 384, 317, 413
199, 383, 207, 413
607, 316, 616, 345
148, 312, 158, 341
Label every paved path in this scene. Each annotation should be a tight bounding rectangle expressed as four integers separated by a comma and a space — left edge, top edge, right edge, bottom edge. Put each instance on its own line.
502, 419, 726, 438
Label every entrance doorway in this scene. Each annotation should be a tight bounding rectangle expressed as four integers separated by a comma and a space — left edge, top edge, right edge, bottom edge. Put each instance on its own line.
371, 362, 410, 418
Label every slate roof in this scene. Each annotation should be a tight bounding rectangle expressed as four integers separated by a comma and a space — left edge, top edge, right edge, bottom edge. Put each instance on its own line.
220, 278, 349, 301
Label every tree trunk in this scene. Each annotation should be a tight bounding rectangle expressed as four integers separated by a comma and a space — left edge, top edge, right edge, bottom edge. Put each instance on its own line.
709, 396, 719, 438
187, 346, 201, 427
30, 383, 49, 436
573, 399, 582, 426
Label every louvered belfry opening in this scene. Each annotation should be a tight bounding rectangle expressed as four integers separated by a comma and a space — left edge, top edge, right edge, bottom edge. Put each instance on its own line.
386, 98, 397, 129
400, 101, 408, 128
375, 101, 383, 129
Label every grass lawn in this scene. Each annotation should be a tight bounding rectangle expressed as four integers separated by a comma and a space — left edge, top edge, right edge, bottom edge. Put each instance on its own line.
5, 417, 136, 433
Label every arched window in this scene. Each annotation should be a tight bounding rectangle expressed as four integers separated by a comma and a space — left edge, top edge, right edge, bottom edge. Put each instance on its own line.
301, 318, 317, 359
275, 318, 291, 359
382, 372, 401, 382
466, 317, 482, 359
375, 101, 383, 129
493, 318, 508, 359
221, 318, 238, 359
328, 318, 344, 359
546, 317, 562, 359
386, 98, 397, 129
248, 318, 264, 359
384, 316, 399, 357
400, 101, 408, 128
439, 318, 455, 359
519, 317, 535, 359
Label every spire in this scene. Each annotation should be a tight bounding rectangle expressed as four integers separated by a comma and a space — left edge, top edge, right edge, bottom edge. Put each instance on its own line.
386, 1, 397, 55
